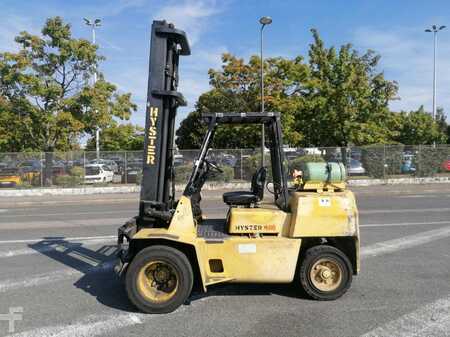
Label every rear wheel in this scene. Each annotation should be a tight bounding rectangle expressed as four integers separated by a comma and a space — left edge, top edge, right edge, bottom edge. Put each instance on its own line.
125, 245, 193, 313
299, 245, 352, 300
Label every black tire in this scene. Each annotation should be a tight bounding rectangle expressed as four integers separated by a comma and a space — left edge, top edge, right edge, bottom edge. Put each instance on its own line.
299, 245, 352, 301
125, 245, 193, 313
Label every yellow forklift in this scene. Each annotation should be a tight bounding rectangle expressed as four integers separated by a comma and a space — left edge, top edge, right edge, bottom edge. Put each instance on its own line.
115, 21, 360, 314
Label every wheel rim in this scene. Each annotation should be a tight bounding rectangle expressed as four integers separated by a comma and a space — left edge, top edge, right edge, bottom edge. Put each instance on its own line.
136, 260, 179, 303
309, 258, 343, 292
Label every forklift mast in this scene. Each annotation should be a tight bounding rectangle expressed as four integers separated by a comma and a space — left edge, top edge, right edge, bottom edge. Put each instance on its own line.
139, 21, 190, 226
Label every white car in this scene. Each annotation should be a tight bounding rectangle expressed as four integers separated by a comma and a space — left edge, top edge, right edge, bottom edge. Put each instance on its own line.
89, 159, 119, 173
84, 164, 114, 184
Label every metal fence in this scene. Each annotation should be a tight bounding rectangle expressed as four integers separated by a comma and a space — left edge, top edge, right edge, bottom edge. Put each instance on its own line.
0, 145, 449, 189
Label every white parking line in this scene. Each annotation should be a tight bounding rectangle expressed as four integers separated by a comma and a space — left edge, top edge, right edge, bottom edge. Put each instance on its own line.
0, 237, 116, 259
360, 294, 450, 337
0, 261, 114, 293
7, 312, 146, 337
0, 235, 115, 245
0, 209, 7, 213
361, 220, 450, 228
0, 210, 135, 218
361, 207, 450, 214
361, 226, 450, 257
1, 225, 449, 336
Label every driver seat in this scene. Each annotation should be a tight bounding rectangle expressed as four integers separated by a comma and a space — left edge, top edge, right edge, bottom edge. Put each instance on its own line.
223, 167, 267, 206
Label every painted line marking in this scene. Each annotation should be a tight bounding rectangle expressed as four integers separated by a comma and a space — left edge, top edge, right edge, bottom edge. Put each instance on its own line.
361, 220, 450, 228
0, 219, 445, 258
2, 226, 450, 336
0, 210, 135, 218
0, 261, 114, 293
360, 294, 450, 337
6, 312, 147, 337
0, 235, 115, 245
0, 226, 448, 295
361, 207, 450, 215
361, 226, 450, 257
0, 209, 7, 213
0, 238, 116, 259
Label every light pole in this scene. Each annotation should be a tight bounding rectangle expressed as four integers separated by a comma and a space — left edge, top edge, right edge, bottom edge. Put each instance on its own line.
259, 16, 272, 167
84, 18, 102, 159
425, 25, 446, 121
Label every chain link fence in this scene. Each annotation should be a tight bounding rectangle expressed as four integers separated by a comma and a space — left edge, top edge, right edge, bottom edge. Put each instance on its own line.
0, 145, 449, 189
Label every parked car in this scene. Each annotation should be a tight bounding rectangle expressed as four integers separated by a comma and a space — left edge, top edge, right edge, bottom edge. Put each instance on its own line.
84, 164, 114, 184
126, 162, 141, 184
442, 156, 450, 172
174, 155, 187, 167
220, 154, 237, 167
347, 159, 365, 175
89, 159, 119, 173
18, 160, 42, 173
401, 160, 416, 174
0, 168, 22, 187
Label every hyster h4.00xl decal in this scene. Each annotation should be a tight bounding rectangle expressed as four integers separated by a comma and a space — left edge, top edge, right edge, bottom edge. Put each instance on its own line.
146, 106, 158, 165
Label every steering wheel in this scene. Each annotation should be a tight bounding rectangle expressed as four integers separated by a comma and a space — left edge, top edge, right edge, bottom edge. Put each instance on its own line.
266, 181, 281, 195
205, 159, 223, 173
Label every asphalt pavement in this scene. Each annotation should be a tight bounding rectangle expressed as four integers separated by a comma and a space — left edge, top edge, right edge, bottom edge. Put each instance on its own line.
0, 184, 449, 337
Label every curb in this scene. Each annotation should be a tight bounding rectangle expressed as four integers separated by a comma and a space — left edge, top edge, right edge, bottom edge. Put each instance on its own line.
1, 177, 450, 197
347, 176, 450, 186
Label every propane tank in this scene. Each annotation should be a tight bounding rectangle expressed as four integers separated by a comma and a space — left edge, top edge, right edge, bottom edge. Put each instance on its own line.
300, 162, 347, 183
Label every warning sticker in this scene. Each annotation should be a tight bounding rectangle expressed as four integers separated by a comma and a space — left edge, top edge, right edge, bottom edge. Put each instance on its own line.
238, 244, 257, 254
319, 198, 331, 207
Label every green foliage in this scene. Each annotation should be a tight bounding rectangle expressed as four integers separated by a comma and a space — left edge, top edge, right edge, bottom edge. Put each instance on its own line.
174, 165, 193, 184
393, 106, 447, 145
0, 17, 136, 153
241, 153, 271, 180
70, 166, 84, 178
176, 53, 309, 149
54, 166, 84, 187
86, 123, 144, 151
208, 166, 234, 183
177, 31, 401, 149
174, 165, 234, 184
288, 154, 325, 173
414, 146, 449, 177
298, 29, 399, 147
361, 145, 404, 178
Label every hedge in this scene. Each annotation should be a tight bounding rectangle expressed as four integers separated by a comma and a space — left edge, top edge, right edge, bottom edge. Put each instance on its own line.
414, 145, 449, 177
361, 145, 404, 179
288, 154, 325, 173
54, 166, 84, 186
174, 164, 234, 184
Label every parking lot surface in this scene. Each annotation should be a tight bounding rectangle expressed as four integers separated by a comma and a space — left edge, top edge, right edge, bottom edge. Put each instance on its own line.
0, 184, 449, 337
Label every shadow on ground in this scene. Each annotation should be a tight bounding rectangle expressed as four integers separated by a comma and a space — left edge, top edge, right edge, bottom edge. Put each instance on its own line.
28, 237, 307, 313
28, 237, 136, 312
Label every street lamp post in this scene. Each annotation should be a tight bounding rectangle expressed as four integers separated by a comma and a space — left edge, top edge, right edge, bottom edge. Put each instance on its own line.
84, 18, 102, 159
425, 25, 446, 121
259, 16, 272, 167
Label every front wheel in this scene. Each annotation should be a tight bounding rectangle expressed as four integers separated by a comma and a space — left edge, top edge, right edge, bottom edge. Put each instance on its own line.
298, 245, 352, 301
125, 245, 193, 313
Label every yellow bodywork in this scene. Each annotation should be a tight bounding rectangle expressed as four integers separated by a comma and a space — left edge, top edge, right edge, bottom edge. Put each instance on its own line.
289, 190, 358, 237
0, 174, 21, 186
132, 188, 359, 291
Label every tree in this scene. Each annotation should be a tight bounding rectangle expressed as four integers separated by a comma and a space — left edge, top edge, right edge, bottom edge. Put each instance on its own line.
0, 17, 136, 183
176, 53, 309, 149
85, 123, 144, 151
298, 29, 399, 148
436, 107, 449, 144
176, 31, 399, 150
393, 106, 447, 145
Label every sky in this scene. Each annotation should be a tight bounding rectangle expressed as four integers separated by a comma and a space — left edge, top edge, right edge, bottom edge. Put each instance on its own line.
1, 0, 450, 128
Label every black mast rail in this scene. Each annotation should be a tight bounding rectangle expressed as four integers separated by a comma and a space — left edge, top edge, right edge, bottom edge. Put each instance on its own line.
139, 20, 190, 227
